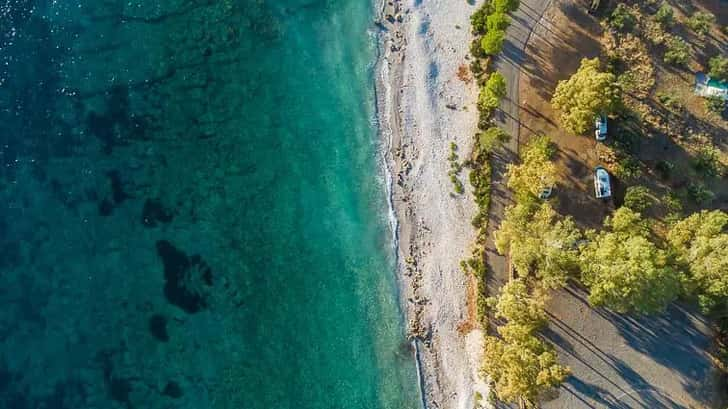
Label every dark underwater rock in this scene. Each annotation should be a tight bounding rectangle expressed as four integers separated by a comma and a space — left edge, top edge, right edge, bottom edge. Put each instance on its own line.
141, 199, 174, 227
162, 381, 183, 399
109, 377, 132, 406
98, 199, 114, 216
155, 240, 213, 313
148, 314, 169, 342
107, 170, 129, 204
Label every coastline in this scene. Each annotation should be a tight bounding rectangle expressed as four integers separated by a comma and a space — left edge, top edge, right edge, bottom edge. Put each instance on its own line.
374, 0, 488, 407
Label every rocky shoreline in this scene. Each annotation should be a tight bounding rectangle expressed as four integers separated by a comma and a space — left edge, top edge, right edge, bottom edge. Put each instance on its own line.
375, 0, 489, 407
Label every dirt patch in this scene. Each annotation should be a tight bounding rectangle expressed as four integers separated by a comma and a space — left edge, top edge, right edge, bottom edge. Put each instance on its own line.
518, 0, 610, 229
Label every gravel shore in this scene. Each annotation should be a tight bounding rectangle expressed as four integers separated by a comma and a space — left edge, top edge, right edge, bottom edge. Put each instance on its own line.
375, 0, 489, 407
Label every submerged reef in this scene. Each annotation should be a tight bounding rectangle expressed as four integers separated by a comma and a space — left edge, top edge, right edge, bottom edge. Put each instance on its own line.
142, 198, 174, 227
156, 240, 213, 313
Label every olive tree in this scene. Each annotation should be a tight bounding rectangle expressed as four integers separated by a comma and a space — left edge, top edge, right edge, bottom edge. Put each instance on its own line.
506, 135, 556, 200
551, 58, 620, 134
495, 202, 582, 289
668, 210, 728, 314
580, 208, 681, 314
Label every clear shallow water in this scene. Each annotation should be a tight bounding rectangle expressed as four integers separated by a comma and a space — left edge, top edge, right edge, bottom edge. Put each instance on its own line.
0, 1, 419, 408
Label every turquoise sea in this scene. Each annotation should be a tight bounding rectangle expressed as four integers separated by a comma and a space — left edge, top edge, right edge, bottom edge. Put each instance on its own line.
0, 1, 419, 408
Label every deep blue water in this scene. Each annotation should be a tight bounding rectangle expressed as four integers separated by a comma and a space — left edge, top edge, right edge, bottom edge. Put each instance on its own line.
0, 1, 419, 408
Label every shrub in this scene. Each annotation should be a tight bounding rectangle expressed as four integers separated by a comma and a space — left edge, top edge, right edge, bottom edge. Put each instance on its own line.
708, 56, 728, 82
470, 3, 492, 35
654, 3, 674, 27
478, 127, 510, 154
657, 92, 684, 112
623, 186, 653, 213
613, 156, 642, 181
687, 182, 715, 204
663, 37, 690, 66
481, 29, 506, 55
687, 11, 715, 36
692, 145, 722, 177
493, 0, 520, 13
655, 160, 674, 179
609, 4, 636, 32
705, 96, 726, 115
487, 11, 510, 31
478, 72, 507, 116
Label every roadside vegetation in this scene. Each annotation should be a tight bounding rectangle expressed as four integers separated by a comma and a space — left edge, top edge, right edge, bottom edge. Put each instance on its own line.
461, 0, 520, 336
474, 0, 728, 406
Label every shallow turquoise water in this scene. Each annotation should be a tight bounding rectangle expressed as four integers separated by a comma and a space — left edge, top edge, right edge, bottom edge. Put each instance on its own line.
0, 1, 419, 408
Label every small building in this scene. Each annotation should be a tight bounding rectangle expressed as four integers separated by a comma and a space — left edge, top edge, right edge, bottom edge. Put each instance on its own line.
695, 72, 728, 99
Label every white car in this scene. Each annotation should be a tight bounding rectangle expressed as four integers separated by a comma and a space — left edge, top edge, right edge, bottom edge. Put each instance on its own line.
595, 115, 607, 141
594, 166, 611, 199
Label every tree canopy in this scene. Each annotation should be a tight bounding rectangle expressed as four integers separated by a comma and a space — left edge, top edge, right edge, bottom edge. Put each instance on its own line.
481, 29, 506, 56
668, 210, 728, 314
506, 135, 556, 200
580, 208, 681, 314
478, 72, 507, 114
708, 55, 728, 82
495, 202, 581, 289
484, 280, 569, 407
551, 58, 620, 134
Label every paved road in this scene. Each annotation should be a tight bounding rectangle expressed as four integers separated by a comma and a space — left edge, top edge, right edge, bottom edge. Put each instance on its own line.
542, 285, 714, 409
485, 0, 552, 296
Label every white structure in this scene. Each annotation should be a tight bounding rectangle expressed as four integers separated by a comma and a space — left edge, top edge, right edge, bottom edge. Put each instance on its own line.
695, 72, 728, 99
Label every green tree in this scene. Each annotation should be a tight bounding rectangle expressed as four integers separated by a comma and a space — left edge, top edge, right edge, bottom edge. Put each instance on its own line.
551, 58, 620, 134
609, 3, 636, 32
493, 0, 520, 13
706, 95, 726, 115
484, 284, 569, 409
478, 72, 507, 114
470, 3, 493, 35
687, 11, 715, 36
654, 4, 674, 27
708, 55, 728, 82
487, 11, 510, 32
495, 202, 582, 289
477, 126, 511, 154
580, 208, 681, 314
481, 29, 506, 55
668, 210, 728, 314
493, 279, 547, 327
506, 135, 556, 200
663, 37, 690, 66
623, 185, 653, 213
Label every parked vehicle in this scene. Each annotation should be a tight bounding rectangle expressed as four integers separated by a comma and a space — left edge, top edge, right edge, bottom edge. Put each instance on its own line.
595, 115, 607, 141
538, 185, 553, 199
594, 166, 611, 199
